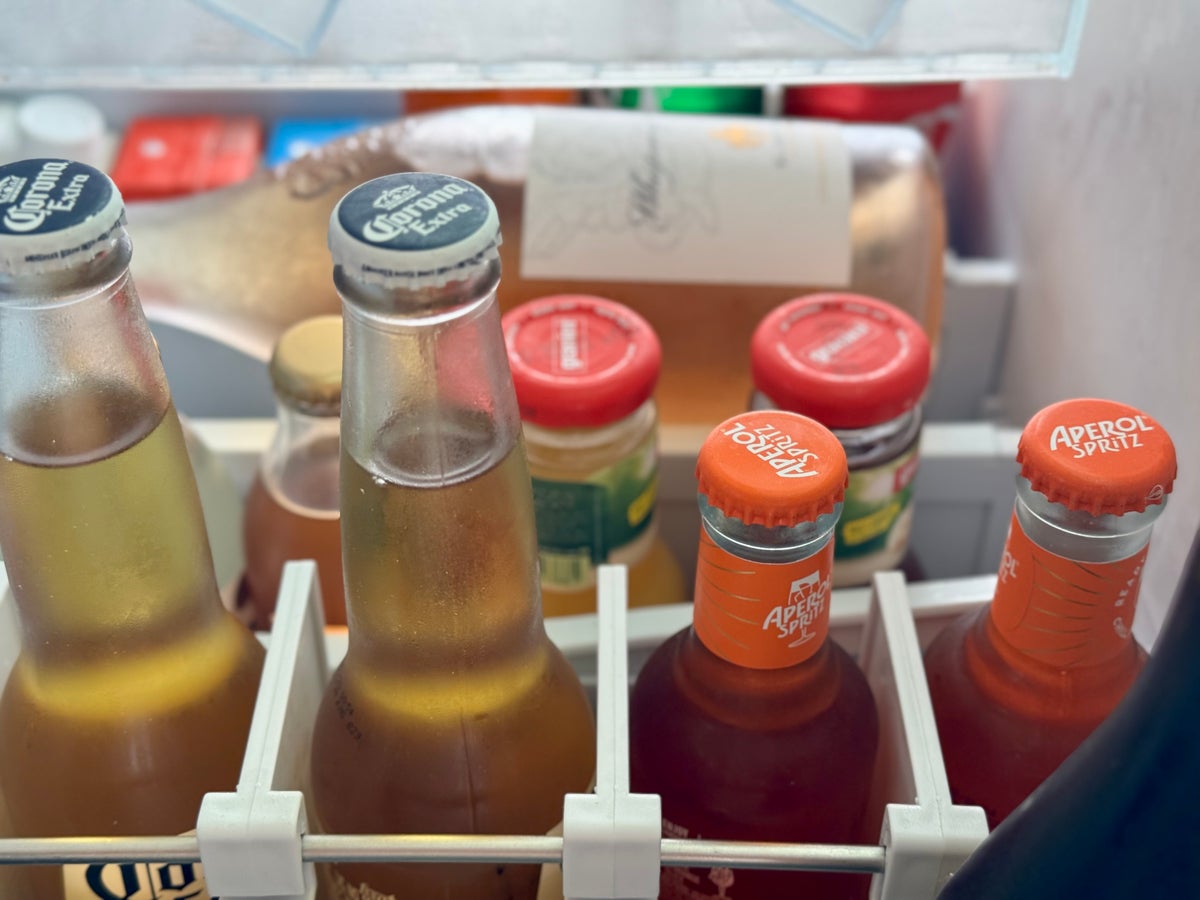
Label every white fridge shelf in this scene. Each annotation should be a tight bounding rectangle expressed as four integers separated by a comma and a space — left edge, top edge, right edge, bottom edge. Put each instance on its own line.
0, 560, 991, 899
0, 1, 1088, 89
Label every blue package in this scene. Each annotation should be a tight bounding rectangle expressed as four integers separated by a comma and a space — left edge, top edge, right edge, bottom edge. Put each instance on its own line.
265, 118, 386, 168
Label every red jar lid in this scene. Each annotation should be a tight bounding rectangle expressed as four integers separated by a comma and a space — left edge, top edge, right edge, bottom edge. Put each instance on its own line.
502, 295, 661, 428
751, 293, 931, 429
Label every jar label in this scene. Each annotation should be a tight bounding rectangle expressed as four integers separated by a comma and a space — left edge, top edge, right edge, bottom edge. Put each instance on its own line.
522, 109, 852, 286
531, 434, 658, 591
835, 444, 920, 561
64, 859, 210, 899
693, 529, 833, 669
990, 512, 1147, 668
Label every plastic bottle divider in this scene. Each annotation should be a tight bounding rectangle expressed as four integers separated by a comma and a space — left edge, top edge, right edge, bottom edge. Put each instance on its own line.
0, 561, 991, 899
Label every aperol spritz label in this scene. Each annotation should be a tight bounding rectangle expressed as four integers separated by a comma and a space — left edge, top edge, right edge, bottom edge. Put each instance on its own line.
990, 512, 1147, 668
693, 528, 833, 670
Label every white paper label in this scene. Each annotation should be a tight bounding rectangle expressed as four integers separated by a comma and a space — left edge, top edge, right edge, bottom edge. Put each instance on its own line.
521, 108, 852, 287
63, 860, 211, 899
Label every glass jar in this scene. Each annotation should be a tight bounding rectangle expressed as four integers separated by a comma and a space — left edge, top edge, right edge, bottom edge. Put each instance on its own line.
503, 294, 686, 616
751, 292, 931, 587
241, 314, 345, 629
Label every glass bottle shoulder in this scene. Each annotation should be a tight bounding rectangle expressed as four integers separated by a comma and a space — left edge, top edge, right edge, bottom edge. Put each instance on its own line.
1014, 476, 1164, 563
924, 604, 1145, 722
637, 627, 867, 732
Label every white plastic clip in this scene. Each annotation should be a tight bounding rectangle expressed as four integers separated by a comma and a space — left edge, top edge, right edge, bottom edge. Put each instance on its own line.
197, 560, 328, 899
862, 572, 989, 900
562, 565, 662, 900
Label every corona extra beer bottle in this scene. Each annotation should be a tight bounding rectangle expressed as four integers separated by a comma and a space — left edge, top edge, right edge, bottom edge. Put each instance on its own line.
0, 158, 265, 900
308, 172, 596, 899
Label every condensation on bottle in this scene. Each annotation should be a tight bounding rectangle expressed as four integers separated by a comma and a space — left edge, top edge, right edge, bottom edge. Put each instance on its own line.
308, 171, 596, 900
0, 157, 264, 900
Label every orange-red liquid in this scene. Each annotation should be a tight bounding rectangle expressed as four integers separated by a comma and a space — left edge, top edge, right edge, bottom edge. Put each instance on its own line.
242, 461, 345, 629
924, 606, 1146, 829
629, 629, 879, 900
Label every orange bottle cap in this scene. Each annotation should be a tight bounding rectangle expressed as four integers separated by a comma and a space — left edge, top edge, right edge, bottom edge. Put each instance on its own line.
696, 412, 848, 527
1017, 398, 1177, 515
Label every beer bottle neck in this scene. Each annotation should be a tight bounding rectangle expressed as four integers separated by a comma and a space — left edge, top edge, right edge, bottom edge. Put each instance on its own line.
337, 260, 545, 667
0, 236, 172, 463
337, 258, 519, 479
0, 245, 225, 665
988, 477, 1165, 671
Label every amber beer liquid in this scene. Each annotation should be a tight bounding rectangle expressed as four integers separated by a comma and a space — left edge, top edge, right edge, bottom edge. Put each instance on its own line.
243, 448, 342, 625
0, 159, 264, 900
924, 398, 1177, 828
309, 172, 595, 899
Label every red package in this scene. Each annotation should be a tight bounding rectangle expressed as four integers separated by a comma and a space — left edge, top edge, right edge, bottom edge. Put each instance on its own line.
784, 83, 962, 151
111, 115, 262, 201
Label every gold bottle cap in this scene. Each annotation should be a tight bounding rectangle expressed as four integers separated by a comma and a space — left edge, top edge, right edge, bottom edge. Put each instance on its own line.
269, 315, 343, 416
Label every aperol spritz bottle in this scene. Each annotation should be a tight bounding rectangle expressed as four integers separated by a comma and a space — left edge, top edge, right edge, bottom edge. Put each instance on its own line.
629, 411, 879, 900
924, 398, 1177, 829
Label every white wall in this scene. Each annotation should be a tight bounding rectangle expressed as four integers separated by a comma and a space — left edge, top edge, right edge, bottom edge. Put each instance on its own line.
948, 0, 1200, 644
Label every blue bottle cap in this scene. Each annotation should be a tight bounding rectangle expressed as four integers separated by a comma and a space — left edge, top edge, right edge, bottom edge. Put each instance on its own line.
328, 172, 502, 290
0, 158, 125, 276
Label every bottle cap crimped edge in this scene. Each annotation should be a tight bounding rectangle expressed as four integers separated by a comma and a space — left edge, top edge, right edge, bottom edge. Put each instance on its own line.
269, 314, 343, 416
503, 294, 661, 428
1017, 398, 1177, 515
328, 172, 501, 290
696, 411, 848, 527
0, 158, 125, 276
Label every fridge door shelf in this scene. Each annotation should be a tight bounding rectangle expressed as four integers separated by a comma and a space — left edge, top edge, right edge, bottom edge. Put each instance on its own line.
0, 1, 1087, 90
0, 559, 990, 899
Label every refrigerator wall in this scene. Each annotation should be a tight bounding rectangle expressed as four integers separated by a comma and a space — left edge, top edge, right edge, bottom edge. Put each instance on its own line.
945, 0, 1199, 645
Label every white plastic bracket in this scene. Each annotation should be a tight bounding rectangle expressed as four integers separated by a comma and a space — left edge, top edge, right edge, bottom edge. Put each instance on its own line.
861, 572, 990, 899
197, 560, 328, 899
562, 565, 662, 900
